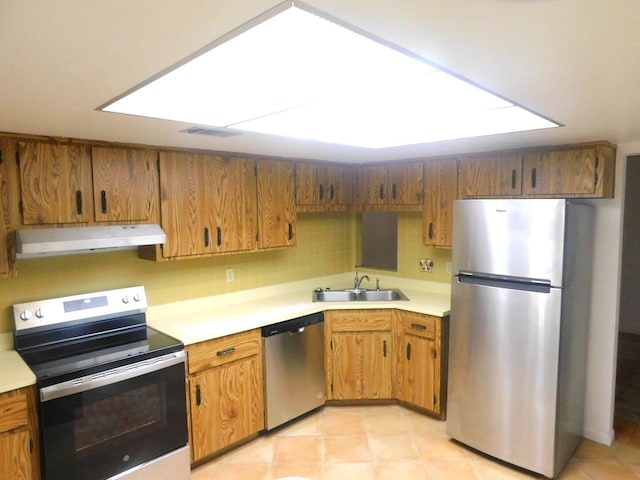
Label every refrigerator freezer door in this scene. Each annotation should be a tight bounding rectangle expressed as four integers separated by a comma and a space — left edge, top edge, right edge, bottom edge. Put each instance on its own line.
452, 199, 566, 287
447, 278, 562, 477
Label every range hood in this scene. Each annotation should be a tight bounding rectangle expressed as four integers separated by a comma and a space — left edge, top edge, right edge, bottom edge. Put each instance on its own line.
16, 224, 166, 258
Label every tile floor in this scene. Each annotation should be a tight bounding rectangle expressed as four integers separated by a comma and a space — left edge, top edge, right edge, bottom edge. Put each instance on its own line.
190, 404, 640, 480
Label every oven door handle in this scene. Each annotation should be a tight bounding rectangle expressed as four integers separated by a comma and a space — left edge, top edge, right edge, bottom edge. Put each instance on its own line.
40, 350, 186, 402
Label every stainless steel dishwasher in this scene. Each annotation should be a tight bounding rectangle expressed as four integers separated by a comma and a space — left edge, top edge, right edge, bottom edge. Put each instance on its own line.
262, 312, 325, 430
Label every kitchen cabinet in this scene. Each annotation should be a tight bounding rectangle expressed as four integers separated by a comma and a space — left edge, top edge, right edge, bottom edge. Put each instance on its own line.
295, 162, 353, 211
457, 153, 523, 198
0, 386, 40, 480
0, 142, 11, 276
91, 147, 159, 222
186, 329, 264, 463
17, 141, 161, 225
158, 151, 258, 258
353, 162, 423, 209
423, 158, 457, 247
325, 310, 393, 400
395, 311, 448, 418
256, 159, 296, 248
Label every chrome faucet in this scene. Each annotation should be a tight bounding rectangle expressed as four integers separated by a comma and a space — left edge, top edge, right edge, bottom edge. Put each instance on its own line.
353, 272, 370, 291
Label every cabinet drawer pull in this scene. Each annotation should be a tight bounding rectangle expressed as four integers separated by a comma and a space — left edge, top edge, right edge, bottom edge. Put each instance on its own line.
216, 227, 222, 246
379, 184, 385, 199
100, 190, 107, 214
428, 222, 434, 240
531, 168, 537, 188
75, 190, 83, 215
288, 223, 294, 240
383, 340, 387, 357
319, 184, 324, 200
411, 322, 427, 331
406, 342, 411, 360
216, 347, 236, 357
511, 169, 517, 189
392, 183, 397, 200
204, 228, 210, 247
196, 385, 201, 406
330, 184, 335, 200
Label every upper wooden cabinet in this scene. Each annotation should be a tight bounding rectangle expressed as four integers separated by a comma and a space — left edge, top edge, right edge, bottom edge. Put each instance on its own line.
423, 159, 457, 247
17, 142, 161, 225
159, 151, 257, 258
457, 153, 523, 198
458, 142, 615, 199
295, 162, 353, 211
18, 142, 93, 224
256, 159, 296, 249
91, 147, 159, 222
353, 162, 423, 208
0, 145, 11, 276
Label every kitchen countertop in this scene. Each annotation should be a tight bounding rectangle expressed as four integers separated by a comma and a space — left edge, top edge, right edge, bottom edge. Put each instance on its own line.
147, 272, 451, 346
0, 272, 451, 393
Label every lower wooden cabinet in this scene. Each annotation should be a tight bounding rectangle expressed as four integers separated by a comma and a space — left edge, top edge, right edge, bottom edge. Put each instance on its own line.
0, 386, 39, 480
186, 329, 264, 463
325, 310, 394, 400
395, 310, 448, 418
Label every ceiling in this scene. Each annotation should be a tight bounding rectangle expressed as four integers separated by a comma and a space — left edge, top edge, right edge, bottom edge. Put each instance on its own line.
1, 0, 639, 163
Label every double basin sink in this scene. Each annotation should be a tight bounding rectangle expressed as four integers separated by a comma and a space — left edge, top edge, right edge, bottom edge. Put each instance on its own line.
312, 288, 409, 302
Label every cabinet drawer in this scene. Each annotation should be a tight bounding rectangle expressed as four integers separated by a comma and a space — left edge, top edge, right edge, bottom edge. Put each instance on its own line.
0, 390, 28, 435
399, 312, 436, 340
187, 329, 261, 374
326, 309, 392, 332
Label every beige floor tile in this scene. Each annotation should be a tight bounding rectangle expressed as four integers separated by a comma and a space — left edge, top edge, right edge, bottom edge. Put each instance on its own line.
557, 461, 593, 479
270, 462, 321, 480
574, 460, 640, 480
322, 411, 366, 435
413, 433, 472, 460
473, 459, 537, 479
373, 461, 428, 479
322, 462, 376, 480
423, 459, 483, 479
405, 409, 447, 435
192, 463, 271, 480
273, 436, 322, 464
323, 435, 371, 463
364, 409, 412, 435
277, 414, 322, 437
368, 433, 421, 461
221, 436, 274, 464
572, 439, 619, 463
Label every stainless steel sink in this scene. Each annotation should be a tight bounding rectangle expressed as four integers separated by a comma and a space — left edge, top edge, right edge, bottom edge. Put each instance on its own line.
312, 288, 408, 302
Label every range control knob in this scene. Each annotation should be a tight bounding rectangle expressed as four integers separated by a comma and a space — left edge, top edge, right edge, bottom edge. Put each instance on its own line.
35, 308, 44, 319
122, 296, 129, 304
20, 310, 32, 321
133, 293, 140, 302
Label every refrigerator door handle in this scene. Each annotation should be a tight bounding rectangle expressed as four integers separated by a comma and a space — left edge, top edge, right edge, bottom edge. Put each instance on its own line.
458, 272, 552, 293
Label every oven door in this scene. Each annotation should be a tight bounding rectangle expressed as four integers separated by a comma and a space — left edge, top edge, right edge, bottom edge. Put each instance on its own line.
39, 352, 188, 480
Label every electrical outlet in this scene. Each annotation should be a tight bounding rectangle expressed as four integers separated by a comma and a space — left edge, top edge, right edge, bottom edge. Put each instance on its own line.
226, 267, 235, 282
419, 258, 434, 272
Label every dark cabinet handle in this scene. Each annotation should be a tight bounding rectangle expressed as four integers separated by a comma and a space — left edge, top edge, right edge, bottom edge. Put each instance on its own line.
411, 322, 427, 331
383, 340, 387, 357
216, 227, 222, 246
511, 169, 517, 189
392, 183, 397, 200
330, 184, 335, 200
428, 222, 434, 240
204, 228, 210, 247
75, 190, 83, 215
216, 347, 236, 357
288, 223, 294, 240
319, 184, 324, 200
196, 385, 201, 406
406, 342, 411, 361
379, 184, 385, 199
100, 190, 107, 214
531, 168, 537, 188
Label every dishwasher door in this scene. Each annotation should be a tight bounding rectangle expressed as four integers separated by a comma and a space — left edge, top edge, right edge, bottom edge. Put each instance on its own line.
262, 313, 325, 430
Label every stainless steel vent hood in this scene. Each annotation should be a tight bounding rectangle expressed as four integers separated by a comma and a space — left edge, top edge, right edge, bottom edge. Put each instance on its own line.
16, 224, 166, 258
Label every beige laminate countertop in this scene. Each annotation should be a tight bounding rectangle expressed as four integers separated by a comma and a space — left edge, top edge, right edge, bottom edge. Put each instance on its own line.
147, 272, 451, 346
0, 332, 36, 394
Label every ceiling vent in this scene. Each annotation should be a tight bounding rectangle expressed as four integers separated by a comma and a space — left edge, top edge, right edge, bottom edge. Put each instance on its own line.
181, 126, 242, 137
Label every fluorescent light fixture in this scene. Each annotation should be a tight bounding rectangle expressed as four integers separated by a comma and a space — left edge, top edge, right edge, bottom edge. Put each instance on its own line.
101, 1, 559, 149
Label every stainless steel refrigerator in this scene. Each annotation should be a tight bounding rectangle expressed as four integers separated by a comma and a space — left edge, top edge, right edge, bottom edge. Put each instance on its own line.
447, 199, 594, 478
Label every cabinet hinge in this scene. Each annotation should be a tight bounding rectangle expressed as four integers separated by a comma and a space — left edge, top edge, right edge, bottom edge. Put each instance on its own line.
15, 149, 20, 166
156, 158, 160, 173
255, 232, 260, 242
433, 348, 437, 359
18, 200, 23, 215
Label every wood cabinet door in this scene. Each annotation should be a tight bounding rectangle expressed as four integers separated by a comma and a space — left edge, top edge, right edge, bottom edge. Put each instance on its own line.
330, 331, 392, 400
207, 156, 257, 253
0, 147, 10, 276
387, 162, 424, 205
159, 151, 211, 257
398, 334, 436, 411
457, 154, 523, 198
0, 429, 31, 480
295, 163, 318, 206
189, 355, 263, 461
18, 142, 93, 224
423, 159, 457, 247
319, 164, 353, 205
522, 148, 598, 196
256, 159, 296, 248
91, 147, 159, 222
354, 165, 387, 205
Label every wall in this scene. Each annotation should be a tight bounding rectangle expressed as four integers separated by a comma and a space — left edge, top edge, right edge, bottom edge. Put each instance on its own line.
0, 210, 453, 334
